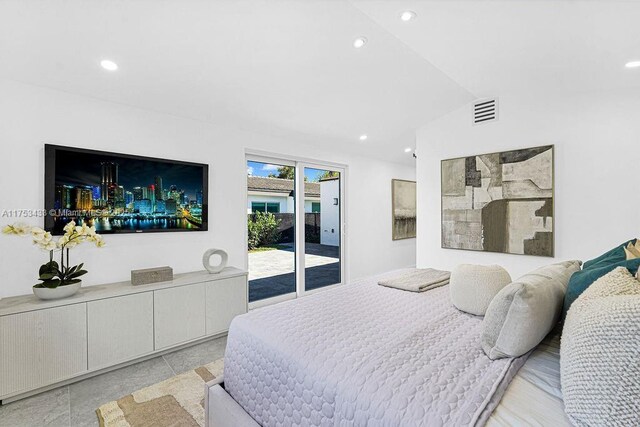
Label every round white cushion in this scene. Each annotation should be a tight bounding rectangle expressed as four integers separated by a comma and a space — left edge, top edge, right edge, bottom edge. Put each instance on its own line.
449, 264, 512, 315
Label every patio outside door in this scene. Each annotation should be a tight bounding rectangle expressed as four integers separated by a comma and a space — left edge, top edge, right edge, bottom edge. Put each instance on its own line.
246, 155, 345, 308
301, 166, 342, 294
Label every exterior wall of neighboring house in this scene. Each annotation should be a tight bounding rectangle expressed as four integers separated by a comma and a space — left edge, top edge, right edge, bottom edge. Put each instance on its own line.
247, 177, 321, 214
304, 199, 320, 213
247, 193, 319, 214
246, 193, 290, 213
320, 178, 340, 247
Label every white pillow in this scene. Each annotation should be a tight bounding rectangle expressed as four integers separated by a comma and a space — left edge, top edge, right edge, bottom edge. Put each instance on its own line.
449, 264, 511, 315
481, 260, 581, 360
561, 267, 640, 427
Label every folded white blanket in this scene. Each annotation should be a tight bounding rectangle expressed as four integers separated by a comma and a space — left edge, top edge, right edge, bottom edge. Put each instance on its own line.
378, 268, 451, 292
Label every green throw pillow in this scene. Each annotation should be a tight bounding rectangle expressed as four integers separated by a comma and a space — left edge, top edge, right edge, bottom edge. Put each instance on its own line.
563, 257, 640, 314
582, 239, 637, 270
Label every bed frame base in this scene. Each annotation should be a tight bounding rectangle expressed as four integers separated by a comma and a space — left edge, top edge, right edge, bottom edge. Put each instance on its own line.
204, 376, 260, 427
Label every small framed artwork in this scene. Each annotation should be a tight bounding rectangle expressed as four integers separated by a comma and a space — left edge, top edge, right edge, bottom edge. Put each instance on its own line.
441, 145, 554, 256
392, 179, 417, 240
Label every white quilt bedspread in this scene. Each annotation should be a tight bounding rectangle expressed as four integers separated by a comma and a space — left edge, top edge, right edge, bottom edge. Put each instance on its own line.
224, 270, 526, 427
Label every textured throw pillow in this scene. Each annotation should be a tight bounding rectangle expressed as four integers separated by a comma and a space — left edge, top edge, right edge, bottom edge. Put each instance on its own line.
449, 264, 512, 315
561, 267, 640, 427
481, 260, 582, 360
563, 258, 640, 314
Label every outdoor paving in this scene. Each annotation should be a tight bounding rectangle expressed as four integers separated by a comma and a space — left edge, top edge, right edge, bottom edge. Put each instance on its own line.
248, 243, 340, 302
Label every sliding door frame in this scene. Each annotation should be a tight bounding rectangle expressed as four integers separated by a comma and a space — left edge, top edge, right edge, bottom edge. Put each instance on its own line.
296, 161, 346, 298
245, 150, 348, 309
245, 154, 298, 310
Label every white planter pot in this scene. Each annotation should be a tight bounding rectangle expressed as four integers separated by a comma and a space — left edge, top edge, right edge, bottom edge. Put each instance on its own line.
33, 282, 82, 300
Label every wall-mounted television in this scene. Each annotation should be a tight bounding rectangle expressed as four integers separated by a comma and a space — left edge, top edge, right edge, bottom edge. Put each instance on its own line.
44, 145, 208, 234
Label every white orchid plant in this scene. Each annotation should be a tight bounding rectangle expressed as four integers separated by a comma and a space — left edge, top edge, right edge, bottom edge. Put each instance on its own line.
3, 221, 105, 289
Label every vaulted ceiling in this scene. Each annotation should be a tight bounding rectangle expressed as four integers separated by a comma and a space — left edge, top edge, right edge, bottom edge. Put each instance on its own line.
1, 1, 638, 164
352, 0, 640, 99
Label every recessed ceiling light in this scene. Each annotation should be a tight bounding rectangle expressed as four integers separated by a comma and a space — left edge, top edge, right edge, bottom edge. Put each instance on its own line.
404, 147, 412, 153
100, 59, 118, 71
625, 60, 640, 68
400, 10, 417, 21
359, 134, 368, 141
353, 37, 367, 49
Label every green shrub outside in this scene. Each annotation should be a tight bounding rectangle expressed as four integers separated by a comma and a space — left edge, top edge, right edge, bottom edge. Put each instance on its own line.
247, 212, 281, 250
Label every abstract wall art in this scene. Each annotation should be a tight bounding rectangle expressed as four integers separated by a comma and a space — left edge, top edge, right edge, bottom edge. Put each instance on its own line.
392, 179, 417, 240
441, 145, 554, 256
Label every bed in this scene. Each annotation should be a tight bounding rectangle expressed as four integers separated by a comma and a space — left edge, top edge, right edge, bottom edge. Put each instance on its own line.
206, 270, 570, 426
487, 328, 571, 426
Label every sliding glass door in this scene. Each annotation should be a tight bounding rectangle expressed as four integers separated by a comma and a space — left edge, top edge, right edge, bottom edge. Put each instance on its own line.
302, 167, 341, 293
247, 155, 345, 307
246, 158, 297, 305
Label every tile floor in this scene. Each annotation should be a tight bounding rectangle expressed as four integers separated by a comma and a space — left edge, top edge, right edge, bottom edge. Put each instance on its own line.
0, 335, 228, 427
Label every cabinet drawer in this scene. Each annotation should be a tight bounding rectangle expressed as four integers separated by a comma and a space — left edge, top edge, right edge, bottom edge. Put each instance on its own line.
87, 293, 154, 370
154, 283, 206, 350
0, 304, 87, 397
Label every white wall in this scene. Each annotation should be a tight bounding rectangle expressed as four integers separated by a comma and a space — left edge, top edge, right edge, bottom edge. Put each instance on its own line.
320, 179, 340, 247
303, 200, 317, 214
0, 79, 415, 298
417, 92, 640, 279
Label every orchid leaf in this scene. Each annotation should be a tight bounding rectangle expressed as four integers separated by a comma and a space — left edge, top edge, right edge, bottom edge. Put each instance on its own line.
40, 279, 61, 289
68, 270, 87, 279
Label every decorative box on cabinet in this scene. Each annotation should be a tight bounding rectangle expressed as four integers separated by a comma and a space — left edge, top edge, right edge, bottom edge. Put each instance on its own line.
0, 267, 247, 402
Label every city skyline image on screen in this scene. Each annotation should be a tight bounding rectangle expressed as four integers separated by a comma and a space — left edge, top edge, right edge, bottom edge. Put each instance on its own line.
44, 145, 208, 234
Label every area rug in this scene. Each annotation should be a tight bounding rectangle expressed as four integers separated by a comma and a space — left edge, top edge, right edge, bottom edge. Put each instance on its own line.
96, 358, 224, 427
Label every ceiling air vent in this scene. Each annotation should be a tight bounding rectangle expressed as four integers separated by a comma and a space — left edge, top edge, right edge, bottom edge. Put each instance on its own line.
472, 98, 498, 125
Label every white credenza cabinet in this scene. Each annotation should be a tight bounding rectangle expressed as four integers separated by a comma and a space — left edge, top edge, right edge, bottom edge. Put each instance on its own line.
0, 267, 247, 402
87, 292, 155, 370
154, 283, 207, 350
205, 275, 248, 336
0, 304, 87, 398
